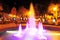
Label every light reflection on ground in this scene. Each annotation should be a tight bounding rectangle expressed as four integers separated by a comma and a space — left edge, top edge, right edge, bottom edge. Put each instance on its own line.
0, 30, 60, 40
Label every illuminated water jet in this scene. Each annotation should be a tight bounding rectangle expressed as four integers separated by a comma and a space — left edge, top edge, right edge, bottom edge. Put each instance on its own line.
14, 24, 23, 37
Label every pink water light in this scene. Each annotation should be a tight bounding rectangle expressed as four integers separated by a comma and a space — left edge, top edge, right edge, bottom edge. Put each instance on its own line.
14, 3, 47, 40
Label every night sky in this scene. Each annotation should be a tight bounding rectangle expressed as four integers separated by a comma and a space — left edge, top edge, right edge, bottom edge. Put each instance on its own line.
0, 0, 60, 13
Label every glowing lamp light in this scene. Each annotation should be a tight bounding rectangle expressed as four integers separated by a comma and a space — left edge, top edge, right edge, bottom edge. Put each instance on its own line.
53, 6, 57, 11
53, 19, 56, 22
13, 15, 16, 17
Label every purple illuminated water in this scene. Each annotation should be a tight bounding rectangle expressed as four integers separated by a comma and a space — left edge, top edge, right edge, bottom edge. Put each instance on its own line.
14, 3, 47, 40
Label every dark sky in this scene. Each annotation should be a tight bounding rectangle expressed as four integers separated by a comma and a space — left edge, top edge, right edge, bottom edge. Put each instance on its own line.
0, 0, 60, 13
1, 0, 52, 8
0, 0, 53, 8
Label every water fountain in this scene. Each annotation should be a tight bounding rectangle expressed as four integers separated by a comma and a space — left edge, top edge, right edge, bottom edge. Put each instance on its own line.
14, 3, 47, 40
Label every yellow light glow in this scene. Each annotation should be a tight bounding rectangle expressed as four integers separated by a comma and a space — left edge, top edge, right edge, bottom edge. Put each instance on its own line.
9, 14, 13, 17
13, 15, 16, 17
9, 14, 17, 18
48, 4, 58, 13
53, 6, 58, 11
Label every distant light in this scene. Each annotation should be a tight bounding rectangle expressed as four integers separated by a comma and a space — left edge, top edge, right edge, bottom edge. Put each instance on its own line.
13, 15, 16, 17
53, 5, 58, 11
42, 19, 45, 22
53, 7, 57, 11
53, 19, 56, 22
20, 17, 22, 20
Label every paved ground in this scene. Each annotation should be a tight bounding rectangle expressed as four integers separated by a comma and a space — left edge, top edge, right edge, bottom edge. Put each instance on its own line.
0, 29, 60, 40
0, 23, 60, 40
